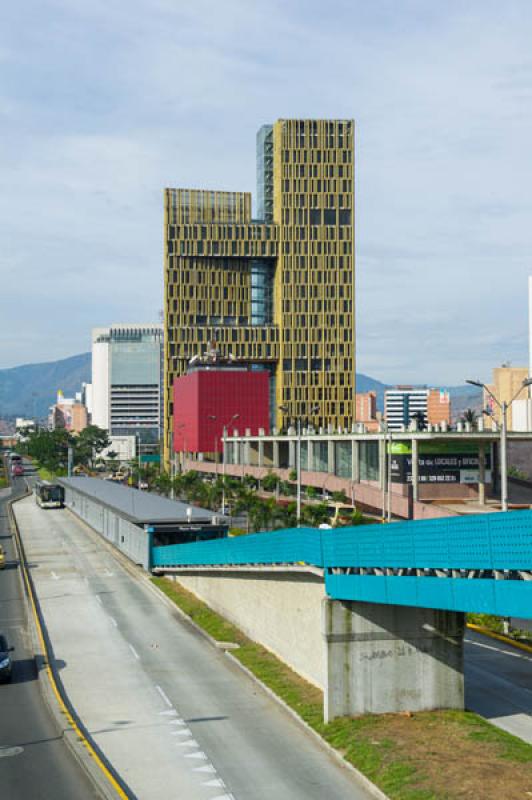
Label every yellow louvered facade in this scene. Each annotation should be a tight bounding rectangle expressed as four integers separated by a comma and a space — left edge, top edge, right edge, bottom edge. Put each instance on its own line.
164, 119, 355, 467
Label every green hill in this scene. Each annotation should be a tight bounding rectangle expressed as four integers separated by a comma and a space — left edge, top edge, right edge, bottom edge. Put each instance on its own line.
0, 352, 91, 419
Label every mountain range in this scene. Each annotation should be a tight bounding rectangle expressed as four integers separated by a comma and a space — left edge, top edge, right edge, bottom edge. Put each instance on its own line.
0, 352, 481, 421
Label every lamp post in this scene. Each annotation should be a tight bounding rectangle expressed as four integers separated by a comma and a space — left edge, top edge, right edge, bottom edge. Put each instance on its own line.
466, 377, 532, 511
279, 404, 319, 526
221, 413, 239, 514
207, 415, 218, 474
136, 432, 141, 489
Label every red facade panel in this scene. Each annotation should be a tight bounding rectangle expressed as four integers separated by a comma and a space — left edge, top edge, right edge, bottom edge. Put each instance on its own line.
173, 370, 269, 454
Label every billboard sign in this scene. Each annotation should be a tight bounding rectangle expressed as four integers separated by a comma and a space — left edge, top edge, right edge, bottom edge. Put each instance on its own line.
390, 441, 491, 485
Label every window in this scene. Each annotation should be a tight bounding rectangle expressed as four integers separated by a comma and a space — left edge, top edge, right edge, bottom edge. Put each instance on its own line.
324, 209, 336, 225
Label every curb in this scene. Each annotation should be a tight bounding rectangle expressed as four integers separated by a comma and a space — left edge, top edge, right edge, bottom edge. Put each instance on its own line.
8, 493, 130, 800
466, 622, 532, 655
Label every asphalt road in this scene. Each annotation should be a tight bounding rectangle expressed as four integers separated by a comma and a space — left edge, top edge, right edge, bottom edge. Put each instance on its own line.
465, 628, 532, 743
0, 476, 101, 800
14, 494, 372, 800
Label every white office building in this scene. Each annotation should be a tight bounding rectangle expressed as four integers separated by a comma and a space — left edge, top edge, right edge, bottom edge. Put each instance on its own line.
91, 324, 163, 444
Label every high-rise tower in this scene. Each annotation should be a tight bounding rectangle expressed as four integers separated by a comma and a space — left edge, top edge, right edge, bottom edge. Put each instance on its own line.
163, 119, 355, 467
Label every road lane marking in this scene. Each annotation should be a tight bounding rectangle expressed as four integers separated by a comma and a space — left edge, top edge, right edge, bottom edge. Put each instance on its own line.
193, 764, 216, 773
51, 571, 60, 580
159, 708, 177, 716
168, 719, 186, 726
172, 729, 191, 737
0, 746, 24, 758
95, 595, 102, 605
129, 644, 140, 660
109, 616, 118, 627
467, 637, 532, 662
177, 739, 198, 748
203, 779, 225, 788
184, 751, 207, 760
156, 684, 172, 708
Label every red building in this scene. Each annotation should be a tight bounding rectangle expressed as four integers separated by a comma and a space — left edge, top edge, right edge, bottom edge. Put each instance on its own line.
173, 370, 269, 454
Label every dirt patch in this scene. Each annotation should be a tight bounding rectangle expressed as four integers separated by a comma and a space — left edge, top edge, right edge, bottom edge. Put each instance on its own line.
352, 710, 532, 799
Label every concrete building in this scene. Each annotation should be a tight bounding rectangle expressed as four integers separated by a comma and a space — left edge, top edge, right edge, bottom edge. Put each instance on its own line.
91, 324, 163, 443
173, 365, 269, 457
164, 119, 355, 468
484, 367, 530, 431
354, 391, 379, 432
48, 391, 88, 433
385, 387, 450, 431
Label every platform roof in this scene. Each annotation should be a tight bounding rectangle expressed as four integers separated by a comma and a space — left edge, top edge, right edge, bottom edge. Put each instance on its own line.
59, 477, 224, 527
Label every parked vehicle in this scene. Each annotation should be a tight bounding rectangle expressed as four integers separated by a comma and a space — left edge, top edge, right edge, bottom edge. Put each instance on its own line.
11, 463, 24, 477
0, 634, 13, 682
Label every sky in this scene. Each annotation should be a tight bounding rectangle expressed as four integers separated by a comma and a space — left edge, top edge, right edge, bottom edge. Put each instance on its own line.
1, 0, 532, 386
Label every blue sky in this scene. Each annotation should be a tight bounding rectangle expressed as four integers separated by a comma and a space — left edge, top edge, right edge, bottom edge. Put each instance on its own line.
1, 0, 532, 385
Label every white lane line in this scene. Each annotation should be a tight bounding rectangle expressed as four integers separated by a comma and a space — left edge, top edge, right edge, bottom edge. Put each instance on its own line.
467, 638, 532, 662
159, 709, 177, 716
193, 764, 216, 774
95, 595, 102, 606
129, 644, 140, 660
172, 729, 191, 737
168, 719, 186, 726
156, 684, 173, 708
50, 571, 60, 581
177, 739, 198, 748
184, 751, 207, 760
109, 616, 118, 627
211, 794, 234, 800
203, 779, 225, 788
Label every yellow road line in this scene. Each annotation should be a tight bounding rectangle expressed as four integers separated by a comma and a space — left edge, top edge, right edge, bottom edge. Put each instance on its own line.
466, 622, 532, 655
9, 496, 129, 800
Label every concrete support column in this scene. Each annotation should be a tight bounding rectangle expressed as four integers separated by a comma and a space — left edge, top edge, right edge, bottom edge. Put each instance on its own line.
243, 440, 251, 467
307, 440, 314, 473
411, 438, 419, 502
273, 440, 280, 468
478, 442, 486, 505
352, 440, 360, 483
288, 439, 296, 469
327, 440, 335, 474
258, 439, 264, 468
322, 599, 465, 722
378, 437, 386, 489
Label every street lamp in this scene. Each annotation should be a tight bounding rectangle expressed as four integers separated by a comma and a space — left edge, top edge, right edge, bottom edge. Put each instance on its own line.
207, 415, 218, 473
466, 377, 532, 511
222, 413, 239, 514
279, 404, 319, 526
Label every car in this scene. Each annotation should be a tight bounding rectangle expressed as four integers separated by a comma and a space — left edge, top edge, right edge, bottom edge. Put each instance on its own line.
0, 634, 13, 682
0, 546, 5, 569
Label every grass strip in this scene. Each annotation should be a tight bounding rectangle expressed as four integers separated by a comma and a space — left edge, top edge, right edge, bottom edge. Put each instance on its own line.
152, 576, 532, 800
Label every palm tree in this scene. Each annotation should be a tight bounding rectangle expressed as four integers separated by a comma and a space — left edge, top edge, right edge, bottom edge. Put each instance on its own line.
461, 408, 478, 426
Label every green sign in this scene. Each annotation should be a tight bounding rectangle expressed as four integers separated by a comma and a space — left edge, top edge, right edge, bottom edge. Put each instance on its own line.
390, 440, 481, 456
140, 454, 160, 464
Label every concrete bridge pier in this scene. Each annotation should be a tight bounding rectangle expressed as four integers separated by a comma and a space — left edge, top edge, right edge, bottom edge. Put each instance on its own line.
322, 599, 464, 722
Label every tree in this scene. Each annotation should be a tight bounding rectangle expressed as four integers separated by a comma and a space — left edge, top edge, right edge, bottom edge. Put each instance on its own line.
331, 490, 349, 504
461, 408, 478, 426
262, 472, 280, 493
306, 486, 319, 500
301, 502, 331, 527
75, 426, 111, 469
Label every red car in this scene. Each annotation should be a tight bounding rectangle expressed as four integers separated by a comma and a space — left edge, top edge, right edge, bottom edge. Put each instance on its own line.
11, 464, 24, 477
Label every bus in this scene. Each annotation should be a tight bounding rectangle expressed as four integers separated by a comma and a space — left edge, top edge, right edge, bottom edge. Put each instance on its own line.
35, 481, 65, 509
